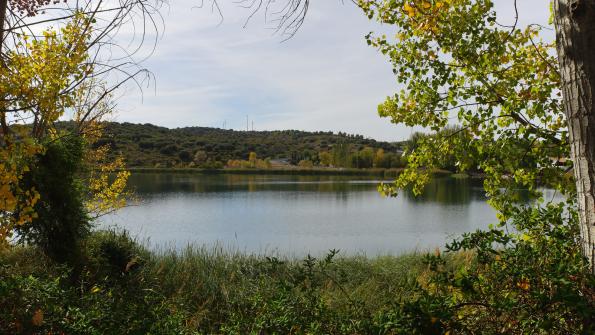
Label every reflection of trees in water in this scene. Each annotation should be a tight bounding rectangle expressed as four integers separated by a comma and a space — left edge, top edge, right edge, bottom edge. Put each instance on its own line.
401, 177, 560, 205
128, 173, 380, 195
402, 177, 486, 205
128, 173, 553, 206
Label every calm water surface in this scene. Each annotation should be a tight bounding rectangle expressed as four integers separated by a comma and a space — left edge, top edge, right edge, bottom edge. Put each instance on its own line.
99, 173, 498, 256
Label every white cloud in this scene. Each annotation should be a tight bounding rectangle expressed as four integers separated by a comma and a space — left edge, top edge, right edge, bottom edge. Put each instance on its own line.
114, 0, 552, 141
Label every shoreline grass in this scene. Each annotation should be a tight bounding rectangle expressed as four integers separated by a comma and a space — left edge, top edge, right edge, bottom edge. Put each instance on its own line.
1, 230, 442, 334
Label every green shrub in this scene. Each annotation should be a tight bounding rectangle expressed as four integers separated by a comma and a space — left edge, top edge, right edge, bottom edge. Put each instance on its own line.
0, 231, 192, 335
379, 203, 595, 334
15, 135, 89, 266
84, 230, 148, 282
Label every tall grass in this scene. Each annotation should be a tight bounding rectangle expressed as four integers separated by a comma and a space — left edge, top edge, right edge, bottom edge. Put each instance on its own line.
1, 230, 439, 334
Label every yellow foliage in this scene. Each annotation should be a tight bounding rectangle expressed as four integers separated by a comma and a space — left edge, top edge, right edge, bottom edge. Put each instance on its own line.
0, 141, 43, 247
0, 12, 129, 243
1, 13, 92, 131
516, 278, 530, 291
403, 2, 416, 17
85, 146, 131, 218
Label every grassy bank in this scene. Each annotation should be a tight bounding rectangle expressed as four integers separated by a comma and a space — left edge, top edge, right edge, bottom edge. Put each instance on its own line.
3, 228, 593, 334
0, 230, 449, 334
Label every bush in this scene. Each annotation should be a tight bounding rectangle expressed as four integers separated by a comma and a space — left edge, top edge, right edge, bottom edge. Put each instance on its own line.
15, 135, 89, 266
0, 231, 191, 335
380, 204, 595, 334
84, 230, 148, 283
178, 150, 192, 162
159, 144, 178, 156
0, 269, 75, 334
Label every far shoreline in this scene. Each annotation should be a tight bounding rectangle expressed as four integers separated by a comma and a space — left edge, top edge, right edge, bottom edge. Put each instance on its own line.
124, 167, 468, 178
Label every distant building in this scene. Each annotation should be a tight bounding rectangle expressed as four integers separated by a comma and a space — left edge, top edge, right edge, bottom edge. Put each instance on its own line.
269, 158, 291, 168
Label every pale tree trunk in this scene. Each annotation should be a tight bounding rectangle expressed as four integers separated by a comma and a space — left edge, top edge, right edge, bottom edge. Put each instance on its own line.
553, 0, 595, 272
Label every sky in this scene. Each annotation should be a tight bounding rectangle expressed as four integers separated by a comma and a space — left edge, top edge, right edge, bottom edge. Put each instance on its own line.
112, 0, 553, 141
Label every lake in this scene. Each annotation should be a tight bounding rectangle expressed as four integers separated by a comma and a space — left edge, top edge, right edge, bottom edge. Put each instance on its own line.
99, 173, 498, 257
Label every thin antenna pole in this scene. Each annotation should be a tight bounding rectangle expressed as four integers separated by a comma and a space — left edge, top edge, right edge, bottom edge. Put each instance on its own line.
246, 115, 249, 131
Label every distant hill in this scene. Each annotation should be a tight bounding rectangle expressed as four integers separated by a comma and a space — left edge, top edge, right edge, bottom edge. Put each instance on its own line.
90, 122, 405, 168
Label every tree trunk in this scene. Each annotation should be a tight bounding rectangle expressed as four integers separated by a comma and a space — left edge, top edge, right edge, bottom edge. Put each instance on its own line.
0, 0, 6, 48
553, 0, 595, 272
0, 0, 8, 137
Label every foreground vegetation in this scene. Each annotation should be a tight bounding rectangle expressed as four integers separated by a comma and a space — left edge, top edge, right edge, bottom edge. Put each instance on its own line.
2, 217, 594, 334
1, 231, 429, 334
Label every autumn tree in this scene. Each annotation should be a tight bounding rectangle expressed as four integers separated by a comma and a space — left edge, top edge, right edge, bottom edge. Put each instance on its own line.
319, 151, 332, 167
357, 0, 594, 331
0, 0, 160, 255
248, 151, 257, 167
373, 148, 385, 168
358, 0, 594, 266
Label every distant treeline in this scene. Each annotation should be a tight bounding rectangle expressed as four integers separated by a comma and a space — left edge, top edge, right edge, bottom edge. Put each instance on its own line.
71, 122, 407, 169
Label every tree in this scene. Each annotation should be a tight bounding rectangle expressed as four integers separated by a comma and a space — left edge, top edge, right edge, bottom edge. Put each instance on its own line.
15, 137, 89, 265
404, 125, 471, 171
359, 0, 591, 263
179, 150, 192, 162
298, 159, 313, 168
331, 142, 351, 167
248, 151, 257, 167
319, 151, 332, 166
194, 150, 208, 165
354, 147, 375, 168
0, 0, 158, 251
359, 0, 595, 269
552, 0, 595, 271
373, 148, 385, 168
358, 2, 594, 330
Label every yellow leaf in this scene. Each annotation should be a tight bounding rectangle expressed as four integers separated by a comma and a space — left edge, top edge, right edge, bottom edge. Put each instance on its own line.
517, 279, 530, 291
403, 2, 416, 17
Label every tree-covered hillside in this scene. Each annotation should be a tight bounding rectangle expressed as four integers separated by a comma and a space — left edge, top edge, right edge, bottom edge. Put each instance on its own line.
91, 122, 405, 168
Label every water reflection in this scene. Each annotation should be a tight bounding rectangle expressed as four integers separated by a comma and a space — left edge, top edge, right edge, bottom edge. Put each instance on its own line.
401, 177, 487, 205
129, 173, 492, 204
100, 173, 498, 256
129, 174, 387, 195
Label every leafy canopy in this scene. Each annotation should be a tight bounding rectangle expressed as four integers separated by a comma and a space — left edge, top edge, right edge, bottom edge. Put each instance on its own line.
360, 0, 569, 219
358, 1, 594, 332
